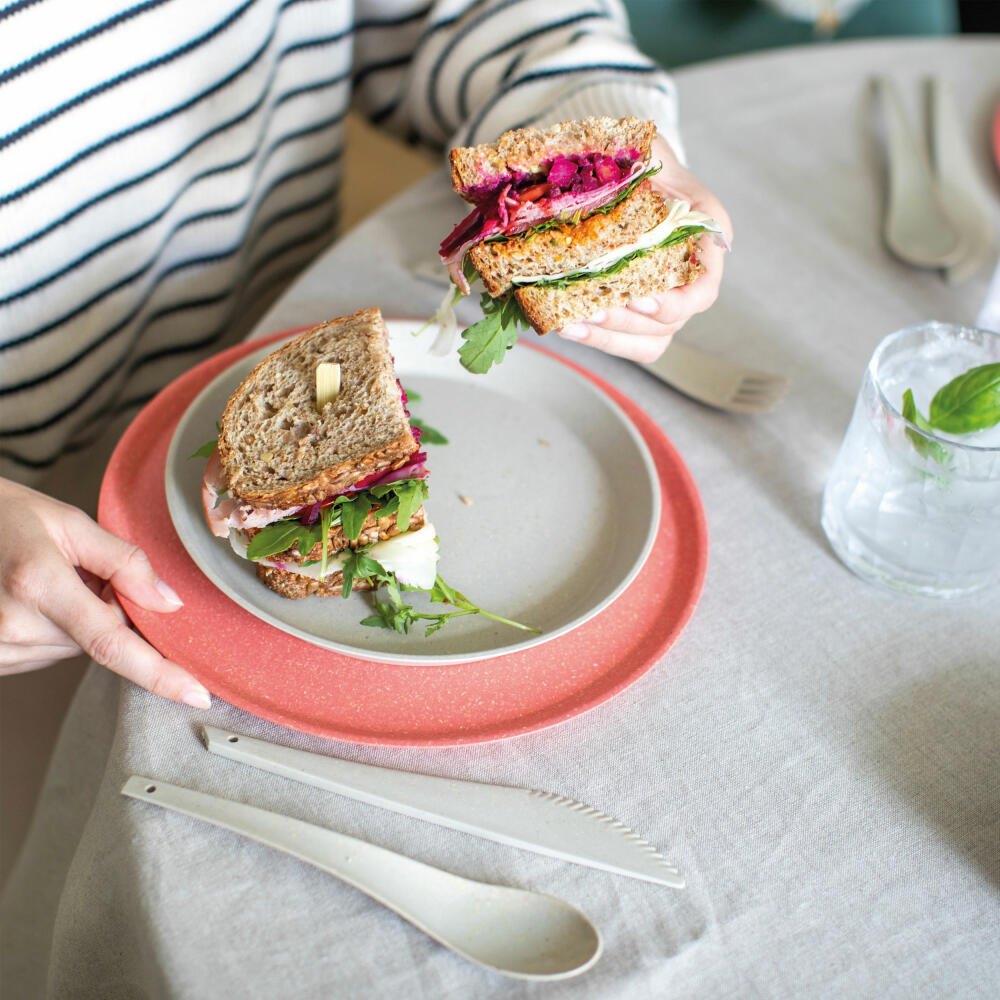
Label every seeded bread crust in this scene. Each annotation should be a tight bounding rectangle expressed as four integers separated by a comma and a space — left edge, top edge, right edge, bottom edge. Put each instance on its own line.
245, 507, 427, 564
255, 563, 377, 600
467, 181, 669, 298
449, 117, 655, 200
514, 237, 704, 335
218, 309, 416, 509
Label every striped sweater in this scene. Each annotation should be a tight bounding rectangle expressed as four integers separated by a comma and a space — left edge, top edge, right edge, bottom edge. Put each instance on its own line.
0, 0, 681, 483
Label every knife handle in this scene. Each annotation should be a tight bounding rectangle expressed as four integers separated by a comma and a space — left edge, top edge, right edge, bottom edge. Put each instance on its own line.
202, 725, 503, 830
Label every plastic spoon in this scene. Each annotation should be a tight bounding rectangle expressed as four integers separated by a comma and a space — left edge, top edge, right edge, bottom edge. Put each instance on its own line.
874, 76, 966, 269
121, 776, 602, 981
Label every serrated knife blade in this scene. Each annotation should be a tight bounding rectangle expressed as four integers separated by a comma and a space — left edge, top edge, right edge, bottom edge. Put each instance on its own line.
201, 726, 683, 889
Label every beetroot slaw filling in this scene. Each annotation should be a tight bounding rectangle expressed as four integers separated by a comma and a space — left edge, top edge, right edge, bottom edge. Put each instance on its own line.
439, 150, 645, 291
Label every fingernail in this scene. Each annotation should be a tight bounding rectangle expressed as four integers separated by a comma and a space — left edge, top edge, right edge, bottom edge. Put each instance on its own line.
181, 686, 211, 710
630, 297, 659, 315
155, 579, 183, 608
559, 323, 589, 340
587, 309, 606, 324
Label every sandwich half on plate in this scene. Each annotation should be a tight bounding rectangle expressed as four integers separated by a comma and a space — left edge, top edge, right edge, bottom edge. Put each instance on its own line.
196, 308, 537, 637
201, 308, 438, 598
434, 116, 727, 373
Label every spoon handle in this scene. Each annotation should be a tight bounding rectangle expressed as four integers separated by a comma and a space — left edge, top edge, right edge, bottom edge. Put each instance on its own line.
874, 76, 964, 268
121, 776, 600, 981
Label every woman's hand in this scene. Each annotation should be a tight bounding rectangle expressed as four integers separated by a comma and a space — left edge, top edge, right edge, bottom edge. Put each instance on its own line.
556, 135, 732, 363
0, 478, 211, 708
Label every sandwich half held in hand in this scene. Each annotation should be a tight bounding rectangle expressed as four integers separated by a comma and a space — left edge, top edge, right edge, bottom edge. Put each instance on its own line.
201, 308, 438, 599
435, 116, 728, 373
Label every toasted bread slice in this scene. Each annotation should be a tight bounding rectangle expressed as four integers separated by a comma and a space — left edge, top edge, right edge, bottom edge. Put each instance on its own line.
514, 237, 704, 335
245, 507, 427, 564
467, 180, 670, 297
255, 563, 377, 599
450, 117, 655, 200
218, 309, 417, 509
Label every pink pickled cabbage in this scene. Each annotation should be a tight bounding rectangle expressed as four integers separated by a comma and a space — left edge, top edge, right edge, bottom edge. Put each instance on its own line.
440, 156, 648, 292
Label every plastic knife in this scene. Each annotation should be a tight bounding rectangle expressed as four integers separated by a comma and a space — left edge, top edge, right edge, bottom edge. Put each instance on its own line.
201, 726, 684, 889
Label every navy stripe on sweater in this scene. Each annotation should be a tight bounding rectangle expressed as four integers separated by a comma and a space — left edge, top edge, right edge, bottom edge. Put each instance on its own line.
1, 180, 341, 440
0, 0, 175, 87
0, 8, 349, 206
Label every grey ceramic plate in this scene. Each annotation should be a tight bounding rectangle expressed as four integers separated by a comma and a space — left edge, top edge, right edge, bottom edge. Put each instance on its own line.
165, 320, 660, 665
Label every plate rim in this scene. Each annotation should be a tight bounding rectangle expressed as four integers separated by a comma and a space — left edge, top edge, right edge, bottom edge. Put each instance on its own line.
163, 322, 662, 665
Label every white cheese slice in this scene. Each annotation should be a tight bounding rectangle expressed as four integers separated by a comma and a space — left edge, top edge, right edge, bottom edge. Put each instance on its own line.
510, 199, 724, 285
229, 522, 440, 590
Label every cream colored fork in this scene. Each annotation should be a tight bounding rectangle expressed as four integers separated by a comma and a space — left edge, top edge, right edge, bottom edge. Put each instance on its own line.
641, 341, 789, 414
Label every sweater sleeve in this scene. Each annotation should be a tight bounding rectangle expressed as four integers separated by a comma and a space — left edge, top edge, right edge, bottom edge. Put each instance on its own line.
351, 0, 684, 162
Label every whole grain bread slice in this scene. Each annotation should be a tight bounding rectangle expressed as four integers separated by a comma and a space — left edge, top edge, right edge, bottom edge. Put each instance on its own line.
255, 563, 377, 600
449, 117, 655, 200
467, 180, 669, 297
514, 237, 704, 335
218, 309, 416, 508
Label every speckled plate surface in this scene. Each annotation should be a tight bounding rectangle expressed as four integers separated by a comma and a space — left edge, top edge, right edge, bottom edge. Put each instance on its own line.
163, 321, 660, 665
99, 326, 707, 745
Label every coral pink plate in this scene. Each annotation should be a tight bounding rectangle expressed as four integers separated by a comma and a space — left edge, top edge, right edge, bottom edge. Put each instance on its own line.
99, 329, 707, 746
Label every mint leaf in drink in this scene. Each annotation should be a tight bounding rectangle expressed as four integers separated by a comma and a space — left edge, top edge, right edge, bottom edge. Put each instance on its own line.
927, 362, 1000, 434
901, 389, 950, 466
410, 418, 448, 445
457, 293, 529, 374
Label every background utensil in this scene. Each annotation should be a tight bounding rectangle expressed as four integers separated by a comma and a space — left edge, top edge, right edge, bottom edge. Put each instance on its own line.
641, 340, 788, 414
202, 726, 684, 889
874, 76, 967, 269
122, 776, 601, 981
928, 76, 998, 285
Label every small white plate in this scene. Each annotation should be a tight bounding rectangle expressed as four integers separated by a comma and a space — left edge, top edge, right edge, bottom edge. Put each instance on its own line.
165, 320, 660, 665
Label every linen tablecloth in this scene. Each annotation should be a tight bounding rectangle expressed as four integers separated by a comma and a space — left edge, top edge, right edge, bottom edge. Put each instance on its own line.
3, 37, 999, 999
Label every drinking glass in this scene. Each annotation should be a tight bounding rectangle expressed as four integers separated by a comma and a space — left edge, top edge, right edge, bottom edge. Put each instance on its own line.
821, 321, 1000, 598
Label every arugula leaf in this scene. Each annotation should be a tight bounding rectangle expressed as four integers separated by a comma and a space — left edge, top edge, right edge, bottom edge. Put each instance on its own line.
928, 362, 1000, 434
402, 386, 421, 403
246, 520, 315, 561
458, 294, 530, 374
340, 549, 389, 599
318, 503, 337, 579
410, 417, 448, 445
372, 478, 427, 532
357, 563, 541, 637
901, 389, 950, 466
295, 521, 324, 557
338, 493, 374, 542
515, 225, 712, 290
189, 438, 218, 460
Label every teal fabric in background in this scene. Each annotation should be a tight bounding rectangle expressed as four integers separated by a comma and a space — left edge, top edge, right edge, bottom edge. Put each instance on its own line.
622, 0, 960, 68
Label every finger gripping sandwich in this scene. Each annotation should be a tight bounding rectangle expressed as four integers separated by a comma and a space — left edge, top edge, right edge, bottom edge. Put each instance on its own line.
435, 117, 725, 372
203, 308, 437, 598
